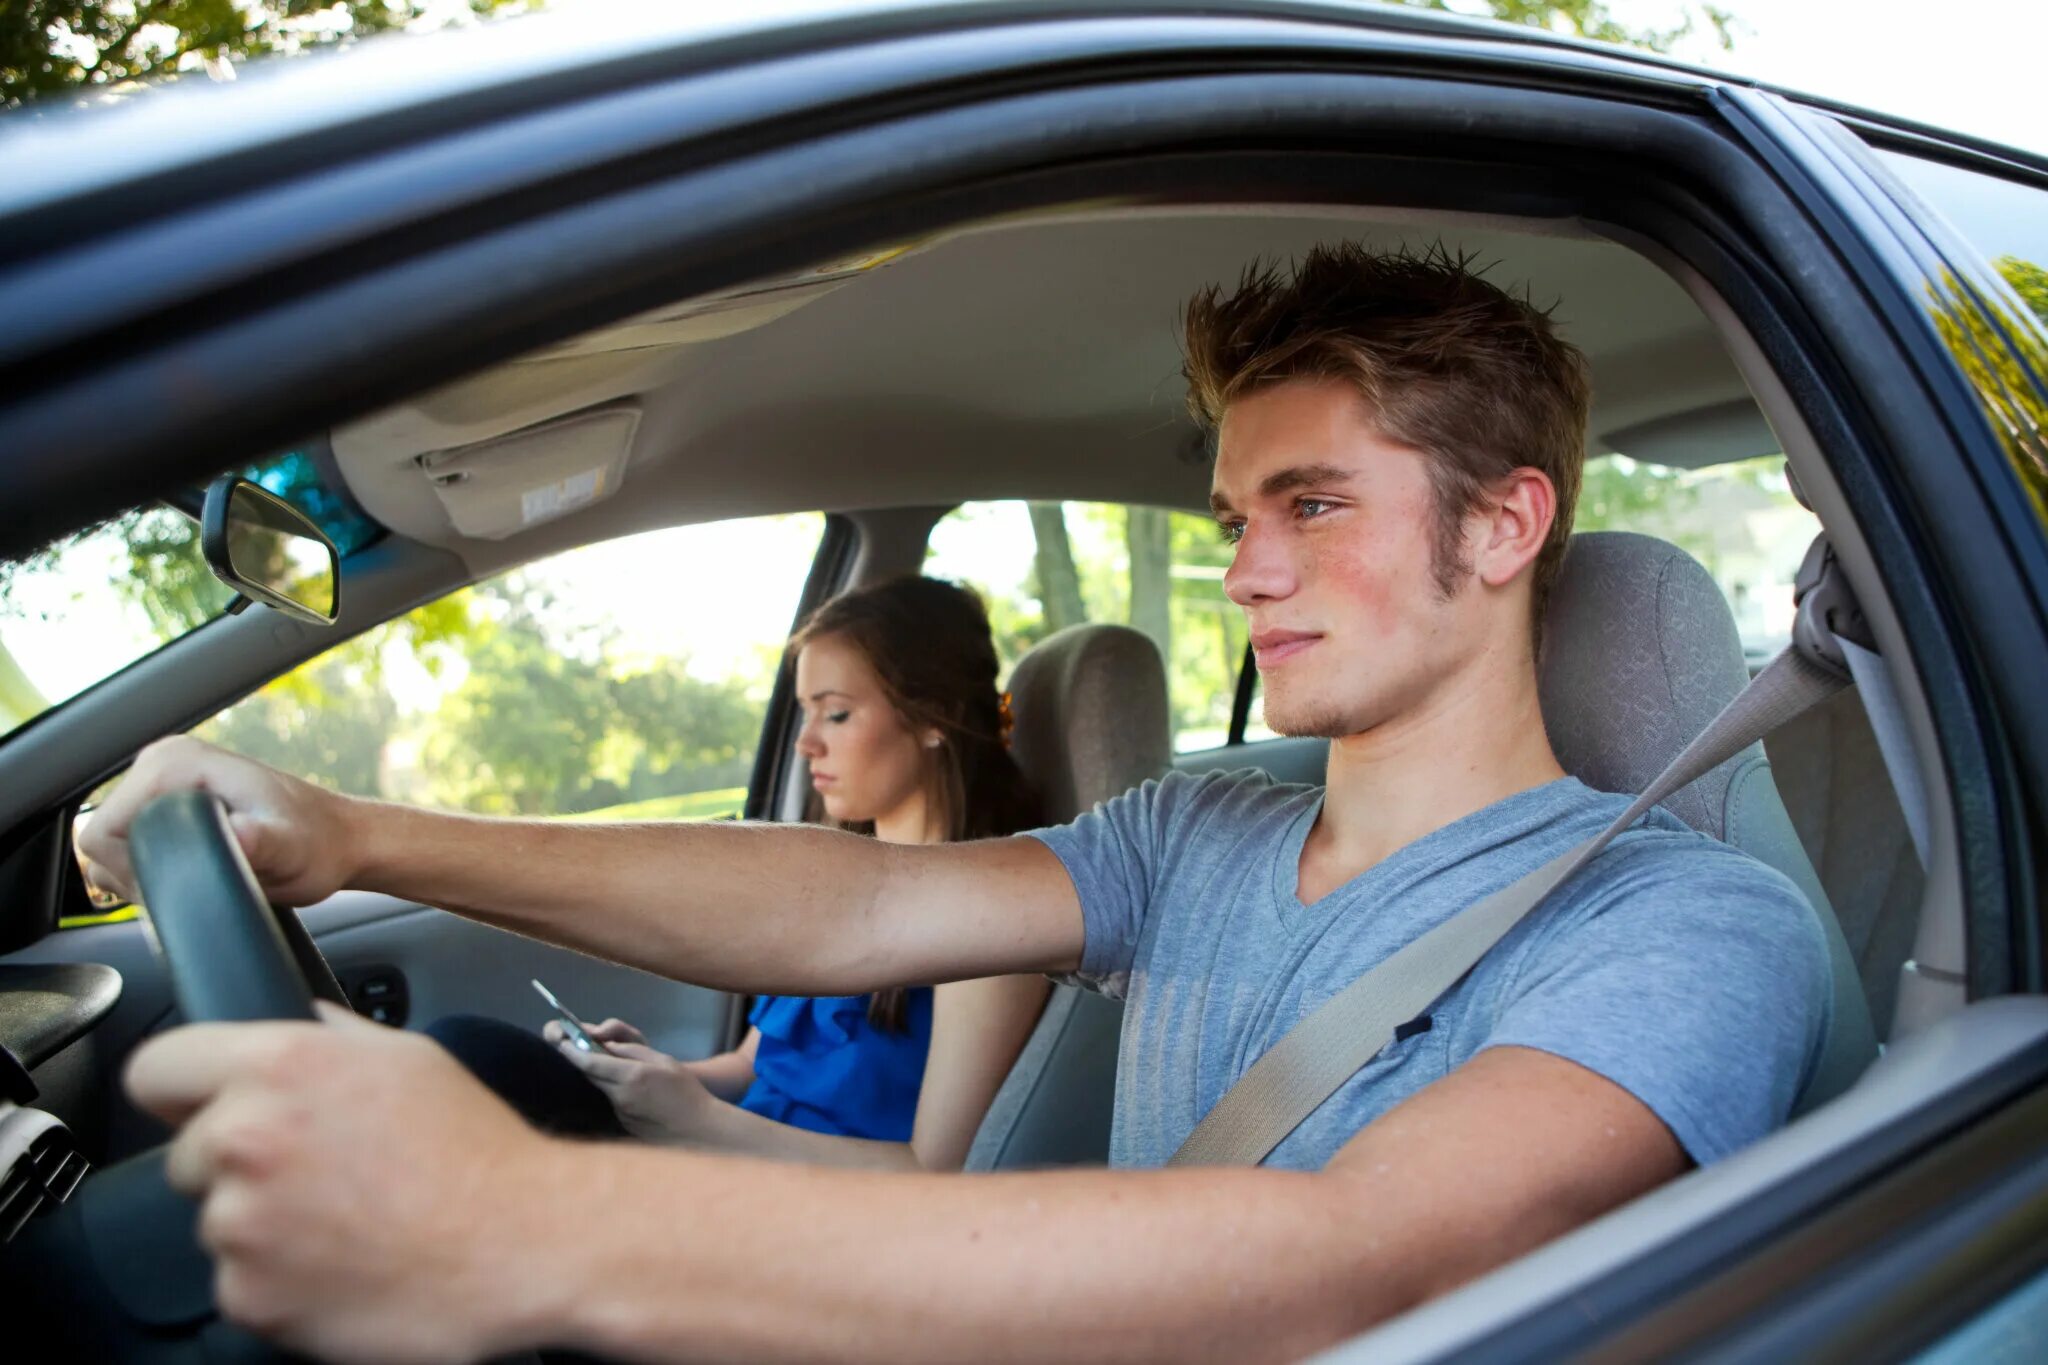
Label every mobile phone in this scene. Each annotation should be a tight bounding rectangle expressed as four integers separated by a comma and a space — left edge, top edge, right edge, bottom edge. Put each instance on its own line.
531, 978, 606, 1053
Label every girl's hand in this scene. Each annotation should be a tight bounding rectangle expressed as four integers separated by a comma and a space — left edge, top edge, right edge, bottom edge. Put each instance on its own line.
586, 1017, 648, 1048
550, 1030, 718, 1145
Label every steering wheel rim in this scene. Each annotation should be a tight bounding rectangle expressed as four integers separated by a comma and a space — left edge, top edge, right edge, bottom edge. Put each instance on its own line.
129, 790, 321, 1023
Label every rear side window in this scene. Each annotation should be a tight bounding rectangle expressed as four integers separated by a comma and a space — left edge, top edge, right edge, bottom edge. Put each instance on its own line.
939, 469, 1818, 757
925, 502, 1241, 753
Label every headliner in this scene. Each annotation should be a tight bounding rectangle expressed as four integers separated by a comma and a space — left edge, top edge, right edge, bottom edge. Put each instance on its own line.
330, 204, 1764, 569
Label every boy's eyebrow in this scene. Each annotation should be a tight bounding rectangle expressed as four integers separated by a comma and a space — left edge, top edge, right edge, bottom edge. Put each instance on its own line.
1261, 463, 1356, 496
1210, 463, 1357, 516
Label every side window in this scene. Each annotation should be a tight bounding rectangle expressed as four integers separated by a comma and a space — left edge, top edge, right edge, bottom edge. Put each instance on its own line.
1872, 148, 2048, 325
1574, 454, 1817, 662
924, 502, 1242, 753
194, 514, 825, 821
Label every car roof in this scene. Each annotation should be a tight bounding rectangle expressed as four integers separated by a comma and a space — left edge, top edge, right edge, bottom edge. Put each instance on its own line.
4, 0, 2031, 229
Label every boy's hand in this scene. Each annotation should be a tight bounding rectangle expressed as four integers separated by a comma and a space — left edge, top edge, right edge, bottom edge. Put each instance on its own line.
126, 1004, 573, 1363
78, 736, 360, 907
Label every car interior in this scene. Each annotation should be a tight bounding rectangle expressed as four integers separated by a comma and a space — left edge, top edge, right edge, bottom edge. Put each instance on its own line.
0, 199, 1992, 1353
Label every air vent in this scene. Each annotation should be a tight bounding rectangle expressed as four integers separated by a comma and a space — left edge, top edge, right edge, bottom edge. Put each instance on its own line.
0, 1110, 87, 1242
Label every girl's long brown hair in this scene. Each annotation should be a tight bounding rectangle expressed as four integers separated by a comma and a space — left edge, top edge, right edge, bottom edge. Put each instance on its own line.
790, 576, 1041, 1031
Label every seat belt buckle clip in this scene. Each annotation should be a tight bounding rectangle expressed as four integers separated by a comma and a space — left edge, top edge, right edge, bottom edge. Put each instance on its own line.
1792, 534, 1875, 680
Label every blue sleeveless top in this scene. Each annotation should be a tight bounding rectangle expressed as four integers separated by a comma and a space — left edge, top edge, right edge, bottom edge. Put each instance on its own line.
739, 990, 934, 1140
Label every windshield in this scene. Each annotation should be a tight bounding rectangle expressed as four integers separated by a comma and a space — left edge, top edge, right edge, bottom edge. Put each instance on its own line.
0, 446, 381, 739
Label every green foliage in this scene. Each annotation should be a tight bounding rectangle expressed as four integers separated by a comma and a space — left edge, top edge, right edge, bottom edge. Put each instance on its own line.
417, 578, 762, 817
1997, 256, 2048, 326
3, 0, 536, 109
562, 787, 747, 823
1926, 261, 2048, 525
199, 652, 397, 795
1387, 0, 1734, 53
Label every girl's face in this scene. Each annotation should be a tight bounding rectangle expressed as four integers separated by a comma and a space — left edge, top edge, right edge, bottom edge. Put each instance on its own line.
792, 633, 938, 837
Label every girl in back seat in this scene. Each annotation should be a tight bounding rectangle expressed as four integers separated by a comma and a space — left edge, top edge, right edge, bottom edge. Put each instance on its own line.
437, 576, 1049, 1170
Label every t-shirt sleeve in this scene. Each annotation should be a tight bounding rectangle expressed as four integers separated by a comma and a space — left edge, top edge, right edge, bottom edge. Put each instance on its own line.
1023, 771, 1217, 998
1481, 841, 1832, 1166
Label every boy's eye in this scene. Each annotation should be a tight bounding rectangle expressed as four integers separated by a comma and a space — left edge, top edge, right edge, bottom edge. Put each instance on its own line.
1216, 519, 1245, 545
1296, 498, 1332, 519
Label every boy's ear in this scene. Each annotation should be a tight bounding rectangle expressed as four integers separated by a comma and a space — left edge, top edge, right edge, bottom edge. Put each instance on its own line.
1476, 468, 1556, 589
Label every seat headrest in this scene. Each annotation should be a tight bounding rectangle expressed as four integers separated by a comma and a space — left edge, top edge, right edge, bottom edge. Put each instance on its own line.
1008, 624, 1170, 822
1542, 531, 1878, 1108
1539, 531, 1759, 839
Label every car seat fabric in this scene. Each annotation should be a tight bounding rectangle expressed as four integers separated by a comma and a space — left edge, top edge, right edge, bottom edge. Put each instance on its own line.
1764, 686, 1924, 1040
968, 534, 1878, 1171
1539, 532, 1878, 1113
965, 624, 1168, 1171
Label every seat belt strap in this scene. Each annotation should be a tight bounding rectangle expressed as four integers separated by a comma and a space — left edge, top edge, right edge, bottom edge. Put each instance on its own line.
1166, 642, 1853, 1169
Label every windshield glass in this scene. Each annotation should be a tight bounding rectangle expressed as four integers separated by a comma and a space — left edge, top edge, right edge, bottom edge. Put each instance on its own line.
0, 446, 381, 739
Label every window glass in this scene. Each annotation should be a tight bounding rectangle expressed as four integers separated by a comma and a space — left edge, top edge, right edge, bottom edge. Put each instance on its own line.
1874, 149, 2048, 319
1575, 453, 1816, 661
0, 445, 381, 741
193, 514, 824, 820
925, 502, 1243, 753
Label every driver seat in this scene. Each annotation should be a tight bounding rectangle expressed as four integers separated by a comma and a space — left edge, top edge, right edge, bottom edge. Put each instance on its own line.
963, 623, 1169, 1170
964, 530, 1877, 1171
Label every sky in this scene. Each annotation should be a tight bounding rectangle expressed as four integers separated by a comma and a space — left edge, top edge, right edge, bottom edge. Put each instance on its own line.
1606, 0, 2048, 157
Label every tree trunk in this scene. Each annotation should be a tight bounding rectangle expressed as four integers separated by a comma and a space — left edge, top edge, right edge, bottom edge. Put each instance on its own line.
1028, 503, 1087, 633
0, 636, 49, 732
1126, 505, 1172, 668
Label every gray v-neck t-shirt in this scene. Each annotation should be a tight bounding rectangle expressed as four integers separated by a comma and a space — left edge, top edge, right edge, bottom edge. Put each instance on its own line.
1027, 769, 1831, 1171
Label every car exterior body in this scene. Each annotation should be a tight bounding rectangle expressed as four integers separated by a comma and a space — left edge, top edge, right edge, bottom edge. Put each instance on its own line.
1, 2, 2046, 1359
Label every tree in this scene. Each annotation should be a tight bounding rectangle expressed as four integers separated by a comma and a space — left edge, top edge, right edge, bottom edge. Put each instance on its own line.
1925, 261, 2048, 522
1997, 256, 2048, 326
199, 653, 398, 796
1387, 0, 1734, 53
419, 577, 764, 816
3, 1, 535, 110
1026, 503, 1088, 634
1125, 505, 1173, 665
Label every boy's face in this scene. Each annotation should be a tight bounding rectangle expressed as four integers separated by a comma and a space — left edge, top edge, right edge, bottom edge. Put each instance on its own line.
1211, 377, 1492, 740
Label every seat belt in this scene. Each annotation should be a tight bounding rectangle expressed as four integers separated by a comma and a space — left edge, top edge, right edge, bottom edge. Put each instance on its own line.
1167, 536, 1872, 1169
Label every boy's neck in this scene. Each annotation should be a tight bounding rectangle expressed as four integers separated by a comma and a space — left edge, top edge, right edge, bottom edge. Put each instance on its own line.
1297, 644, 1564, 905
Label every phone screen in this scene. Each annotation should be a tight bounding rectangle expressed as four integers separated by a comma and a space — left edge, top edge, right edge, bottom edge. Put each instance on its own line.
531, 978, 604, 1053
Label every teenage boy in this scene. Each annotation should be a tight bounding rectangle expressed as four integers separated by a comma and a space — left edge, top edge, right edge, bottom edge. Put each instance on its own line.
81, 244, 1827, 1364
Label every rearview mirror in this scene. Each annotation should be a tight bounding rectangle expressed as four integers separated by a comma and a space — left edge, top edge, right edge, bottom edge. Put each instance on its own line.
200, 477, 339, 625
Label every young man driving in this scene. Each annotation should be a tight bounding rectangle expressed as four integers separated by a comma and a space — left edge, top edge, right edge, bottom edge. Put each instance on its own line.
81, 244, 1829, 1364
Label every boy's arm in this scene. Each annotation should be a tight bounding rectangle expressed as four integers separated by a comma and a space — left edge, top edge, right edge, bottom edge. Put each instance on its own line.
126, 1020, 1685, 1364
78, 736, 1085, 990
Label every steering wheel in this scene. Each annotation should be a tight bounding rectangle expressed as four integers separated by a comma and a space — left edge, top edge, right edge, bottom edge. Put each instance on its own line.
128, 789, 348, 1021
0, 791, 355, 1361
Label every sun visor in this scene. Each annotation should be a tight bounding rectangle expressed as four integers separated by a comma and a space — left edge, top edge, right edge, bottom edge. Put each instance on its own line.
417, 403, 639, 540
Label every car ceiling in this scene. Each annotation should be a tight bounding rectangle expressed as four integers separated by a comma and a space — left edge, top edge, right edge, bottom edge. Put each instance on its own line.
332, 205, 1766, 568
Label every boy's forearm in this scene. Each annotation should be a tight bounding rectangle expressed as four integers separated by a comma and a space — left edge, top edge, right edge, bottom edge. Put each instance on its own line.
339, 799, 1083, 991
340, 798, 895, 990
526, 1149, 1399, 1364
